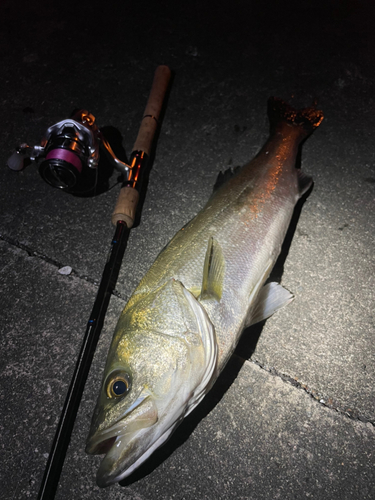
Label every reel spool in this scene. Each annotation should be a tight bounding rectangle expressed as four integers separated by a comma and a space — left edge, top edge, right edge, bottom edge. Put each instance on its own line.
7, 110, 129, 195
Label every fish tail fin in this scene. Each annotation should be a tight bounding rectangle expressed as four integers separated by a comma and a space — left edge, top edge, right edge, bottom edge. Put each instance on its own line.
267, 97, 324, 138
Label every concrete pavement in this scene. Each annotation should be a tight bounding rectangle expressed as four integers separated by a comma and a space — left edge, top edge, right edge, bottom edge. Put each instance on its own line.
1, 1, 374, 498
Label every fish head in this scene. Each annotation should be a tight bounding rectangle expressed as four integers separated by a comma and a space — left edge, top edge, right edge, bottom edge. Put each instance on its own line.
86, 278, 217, 486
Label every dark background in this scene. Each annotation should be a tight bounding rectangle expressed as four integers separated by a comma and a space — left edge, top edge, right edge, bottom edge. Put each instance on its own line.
1, 1, 374, 499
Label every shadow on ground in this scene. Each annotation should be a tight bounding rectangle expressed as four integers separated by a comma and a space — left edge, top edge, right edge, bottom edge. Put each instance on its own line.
120, 150, 314, 485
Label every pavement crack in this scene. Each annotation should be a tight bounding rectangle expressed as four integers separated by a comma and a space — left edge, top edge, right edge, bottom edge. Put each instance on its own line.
250, 357, 374, 427
0, 233, 127, 301
1, 233, 67, 269
2, 232, 372, 426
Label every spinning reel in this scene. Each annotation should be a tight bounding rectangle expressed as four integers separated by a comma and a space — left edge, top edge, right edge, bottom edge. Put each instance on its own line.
7, 110, 133, 195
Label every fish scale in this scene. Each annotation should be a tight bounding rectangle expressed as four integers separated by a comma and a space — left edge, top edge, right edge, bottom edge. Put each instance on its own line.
86, 97, 323, 486
129, 111, 307, 368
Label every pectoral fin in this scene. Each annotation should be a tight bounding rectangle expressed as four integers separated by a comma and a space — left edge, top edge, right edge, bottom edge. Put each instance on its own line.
201, 237, 225, 302
247, 282, 294, 327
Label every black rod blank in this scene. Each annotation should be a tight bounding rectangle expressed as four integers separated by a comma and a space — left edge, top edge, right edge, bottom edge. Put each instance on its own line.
37, 220, 130, 500
36, 65, 171, 500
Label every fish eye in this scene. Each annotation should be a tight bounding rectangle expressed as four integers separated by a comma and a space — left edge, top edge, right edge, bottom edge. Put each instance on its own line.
106, 371, 131, 399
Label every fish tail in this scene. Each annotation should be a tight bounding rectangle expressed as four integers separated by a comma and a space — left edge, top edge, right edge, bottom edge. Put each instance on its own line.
267, 97, 324, 138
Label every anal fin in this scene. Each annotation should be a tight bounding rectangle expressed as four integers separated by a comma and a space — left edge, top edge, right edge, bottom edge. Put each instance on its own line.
247, 282, 294, 327
297, 169, 313, 198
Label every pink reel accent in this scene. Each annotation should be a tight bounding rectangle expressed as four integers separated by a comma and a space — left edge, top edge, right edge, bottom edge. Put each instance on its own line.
46, 149, 83, 172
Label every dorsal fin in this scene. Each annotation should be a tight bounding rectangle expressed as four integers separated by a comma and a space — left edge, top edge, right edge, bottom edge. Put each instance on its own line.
213, 165, 241, 192
200, 237, 226, 302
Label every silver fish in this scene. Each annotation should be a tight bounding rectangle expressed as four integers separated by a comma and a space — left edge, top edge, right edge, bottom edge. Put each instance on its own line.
86, 97, 323, 486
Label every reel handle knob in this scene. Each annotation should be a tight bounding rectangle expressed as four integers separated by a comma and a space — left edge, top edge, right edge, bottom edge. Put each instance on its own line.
7, 150, 27, 171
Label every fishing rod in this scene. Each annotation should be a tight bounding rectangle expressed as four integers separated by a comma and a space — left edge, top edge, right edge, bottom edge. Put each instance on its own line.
8, 65, 171, 499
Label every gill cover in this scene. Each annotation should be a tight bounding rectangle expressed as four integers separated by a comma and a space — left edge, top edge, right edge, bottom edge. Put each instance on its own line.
86, 278, 218, 486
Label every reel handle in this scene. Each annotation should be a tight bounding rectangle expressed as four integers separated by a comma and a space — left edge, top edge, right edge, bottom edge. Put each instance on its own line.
7, 150, 26, 171
112, 65, 171, 227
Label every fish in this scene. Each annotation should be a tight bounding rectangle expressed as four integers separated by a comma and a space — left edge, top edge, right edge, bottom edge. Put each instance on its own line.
85, 97, 323, 487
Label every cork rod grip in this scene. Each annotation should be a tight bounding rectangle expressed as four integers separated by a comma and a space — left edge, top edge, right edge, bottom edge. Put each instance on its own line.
132, 65, 172, 155
111, 65, 171, 228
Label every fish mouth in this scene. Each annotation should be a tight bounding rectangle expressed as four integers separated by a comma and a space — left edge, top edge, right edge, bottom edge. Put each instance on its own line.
87, 435, 117, 456
86, 394, 159, 487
